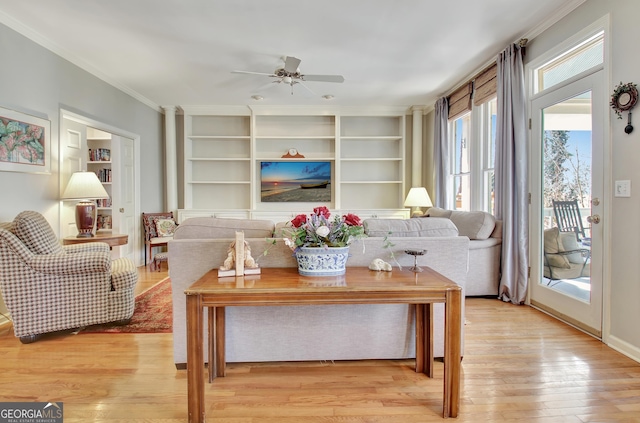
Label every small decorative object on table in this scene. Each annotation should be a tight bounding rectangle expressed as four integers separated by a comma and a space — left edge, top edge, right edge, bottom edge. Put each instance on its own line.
218, 232, 261, 277
405, 249, 426, 273
285, 206, 366, 276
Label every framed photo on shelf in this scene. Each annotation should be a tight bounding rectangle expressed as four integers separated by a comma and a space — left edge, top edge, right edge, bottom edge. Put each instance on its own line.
0, 106, 51, 174
260, 161, 332, 203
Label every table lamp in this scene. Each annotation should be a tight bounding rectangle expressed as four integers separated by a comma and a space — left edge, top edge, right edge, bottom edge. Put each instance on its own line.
404, 187, 433, 217
61, 171, 109, 238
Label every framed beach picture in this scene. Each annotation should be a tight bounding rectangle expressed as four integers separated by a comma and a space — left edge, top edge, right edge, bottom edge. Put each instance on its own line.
261, 161, 332, 202
0, 107, 51, 174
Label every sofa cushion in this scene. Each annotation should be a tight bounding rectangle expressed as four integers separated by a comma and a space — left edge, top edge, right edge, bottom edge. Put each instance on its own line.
543, 227, 570, 269
426, 207, 496, 240
363, 217, 458, 238
173, 217, 275, 239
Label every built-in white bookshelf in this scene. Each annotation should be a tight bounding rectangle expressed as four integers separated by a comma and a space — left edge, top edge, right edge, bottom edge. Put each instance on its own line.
180, 106, 409, 220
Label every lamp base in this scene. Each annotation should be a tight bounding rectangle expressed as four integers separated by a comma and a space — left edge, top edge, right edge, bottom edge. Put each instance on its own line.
410, 209, 425, 218
75, 200, 96, 238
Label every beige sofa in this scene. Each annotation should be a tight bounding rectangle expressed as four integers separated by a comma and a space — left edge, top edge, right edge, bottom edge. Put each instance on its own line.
424, 207, 502, 296
169, 216, 469, 367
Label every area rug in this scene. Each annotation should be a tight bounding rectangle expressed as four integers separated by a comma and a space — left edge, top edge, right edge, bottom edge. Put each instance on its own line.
81, 277, 172, 334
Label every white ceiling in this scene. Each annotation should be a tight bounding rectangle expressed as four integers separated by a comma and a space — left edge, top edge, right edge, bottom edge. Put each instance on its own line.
0, 0, 584, 110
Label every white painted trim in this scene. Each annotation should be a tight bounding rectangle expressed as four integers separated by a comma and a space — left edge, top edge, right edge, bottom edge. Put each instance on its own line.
0, 11, 161, 113
59, 109, 142, 266
606, 334, 640, 364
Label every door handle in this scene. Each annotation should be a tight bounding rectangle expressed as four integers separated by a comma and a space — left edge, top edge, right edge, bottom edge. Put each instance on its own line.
587, 214, 600, 224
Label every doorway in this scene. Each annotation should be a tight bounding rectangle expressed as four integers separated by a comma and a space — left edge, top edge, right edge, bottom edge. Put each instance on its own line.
60, 110, 140, 265
529, 70, 604, 337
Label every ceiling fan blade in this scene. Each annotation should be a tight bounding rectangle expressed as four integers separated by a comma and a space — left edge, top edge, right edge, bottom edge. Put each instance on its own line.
297, 81, 318, 97
283, 56, 301, 73
301, 74, 345, 83
255, 80, 281, 92
232, 70, 275, 77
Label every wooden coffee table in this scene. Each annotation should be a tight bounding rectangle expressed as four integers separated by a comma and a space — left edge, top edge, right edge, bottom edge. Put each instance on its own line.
185, 267, 462, 422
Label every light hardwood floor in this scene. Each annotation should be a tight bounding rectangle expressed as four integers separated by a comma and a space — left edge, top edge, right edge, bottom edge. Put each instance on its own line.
1, 265, 640, 422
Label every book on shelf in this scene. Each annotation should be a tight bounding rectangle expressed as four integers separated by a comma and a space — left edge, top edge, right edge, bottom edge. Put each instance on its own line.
88, 148, 111, 161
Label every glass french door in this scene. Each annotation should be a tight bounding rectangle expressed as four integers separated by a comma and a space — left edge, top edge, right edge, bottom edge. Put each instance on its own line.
529, 70, 604, 337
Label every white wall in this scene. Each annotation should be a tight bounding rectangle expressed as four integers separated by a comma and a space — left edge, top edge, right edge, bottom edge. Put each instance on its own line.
0, 23, 164, 230
527, 0, 640, 360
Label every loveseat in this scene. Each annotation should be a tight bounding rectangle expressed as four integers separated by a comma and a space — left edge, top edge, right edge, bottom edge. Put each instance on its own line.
169, 216, 470, 367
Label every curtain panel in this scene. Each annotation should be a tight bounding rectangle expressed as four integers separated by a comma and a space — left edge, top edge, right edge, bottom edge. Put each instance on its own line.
433, 97, 449, 208
495, 43, 529, 304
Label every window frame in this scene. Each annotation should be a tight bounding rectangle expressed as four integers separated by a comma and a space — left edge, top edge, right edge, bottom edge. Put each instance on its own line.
447, 97, 497, 212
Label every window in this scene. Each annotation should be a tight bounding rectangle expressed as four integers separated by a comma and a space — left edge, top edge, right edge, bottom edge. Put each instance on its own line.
447, 97, 496, 212
535, 31, 603, 94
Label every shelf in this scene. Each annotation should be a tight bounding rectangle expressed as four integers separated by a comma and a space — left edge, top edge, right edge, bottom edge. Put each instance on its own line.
340, 136, 402, 140
189, 181, 250, 184
255, 136, 335, 140
340, 158, 401, 161
341, 180, 403, 184
188, 135, 250, 139
188, 158, 251, 161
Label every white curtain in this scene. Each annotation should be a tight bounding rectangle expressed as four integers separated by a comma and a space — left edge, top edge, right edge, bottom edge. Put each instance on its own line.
433, 97, 449, 208
495, 44, 528, 304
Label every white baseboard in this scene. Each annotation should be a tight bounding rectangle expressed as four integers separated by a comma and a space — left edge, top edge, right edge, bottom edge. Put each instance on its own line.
606, 335, 640, 364
0, 314, 10, 327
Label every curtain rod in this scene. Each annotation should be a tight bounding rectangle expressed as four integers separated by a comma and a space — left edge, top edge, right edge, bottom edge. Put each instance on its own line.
441, 38, 529, 100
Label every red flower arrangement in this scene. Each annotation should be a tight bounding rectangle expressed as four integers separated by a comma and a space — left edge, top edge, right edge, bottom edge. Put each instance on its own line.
285, 206, 365, 249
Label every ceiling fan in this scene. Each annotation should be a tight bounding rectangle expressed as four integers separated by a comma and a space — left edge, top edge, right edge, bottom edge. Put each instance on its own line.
232, 56, 344, 95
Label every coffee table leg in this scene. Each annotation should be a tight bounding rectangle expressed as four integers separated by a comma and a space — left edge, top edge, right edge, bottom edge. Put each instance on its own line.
186, 294, 205, 423
443, 289, 462, 418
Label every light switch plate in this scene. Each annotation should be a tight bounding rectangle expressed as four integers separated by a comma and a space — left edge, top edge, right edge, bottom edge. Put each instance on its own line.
615, 180, 631, 197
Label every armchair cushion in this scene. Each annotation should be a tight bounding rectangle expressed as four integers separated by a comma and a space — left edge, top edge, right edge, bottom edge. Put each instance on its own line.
12, 211, 63, 255
544, 227, 571, 268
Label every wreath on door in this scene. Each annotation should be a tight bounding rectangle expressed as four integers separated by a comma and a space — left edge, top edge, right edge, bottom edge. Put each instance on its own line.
610, 81, 638, 119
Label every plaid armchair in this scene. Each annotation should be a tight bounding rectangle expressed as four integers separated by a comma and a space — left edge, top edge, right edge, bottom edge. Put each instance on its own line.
0, 211, 138, 343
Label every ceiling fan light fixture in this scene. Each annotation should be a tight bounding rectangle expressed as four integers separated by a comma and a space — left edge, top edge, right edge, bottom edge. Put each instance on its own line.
282, 76, 293, 85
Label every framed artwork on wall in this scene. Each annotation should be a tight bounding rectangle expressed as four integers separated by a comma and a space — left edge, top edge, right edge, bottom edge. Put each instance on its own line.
260, 161, 332, 202
0, 106, 51, 174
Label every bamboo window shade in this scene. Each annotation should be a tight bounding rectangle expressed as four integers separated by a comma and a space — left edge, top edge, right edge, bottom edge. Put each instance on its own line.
473, 63, 497, 106
447, 82, 473, 120
447, 62, 498, 120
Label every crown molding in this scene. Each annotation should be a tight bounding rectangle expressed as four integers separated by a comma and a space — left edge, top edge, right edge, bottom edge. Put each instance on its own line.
0, 11, 162, 113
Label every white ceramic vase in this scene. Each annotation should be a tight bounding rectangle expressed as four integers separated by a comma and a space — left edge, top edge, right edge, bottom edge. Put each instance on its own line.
295, 246, 350, 276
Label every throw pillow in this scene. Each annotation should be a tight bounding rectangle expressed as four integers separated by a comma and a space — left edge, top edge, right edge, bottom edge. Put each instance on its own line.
155, 219, 177, 237
543, 227, 570, 269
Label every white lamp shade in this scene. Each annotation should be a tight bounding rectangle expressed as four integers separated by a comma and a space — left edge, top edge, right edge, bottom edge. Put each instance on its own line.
61, 171, 109, 200
404, 187, 433, 208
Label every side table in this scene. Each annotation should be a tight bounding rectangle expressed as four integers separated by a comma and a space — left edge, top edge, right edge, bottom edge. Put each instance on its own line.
63, 233, 128, 249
